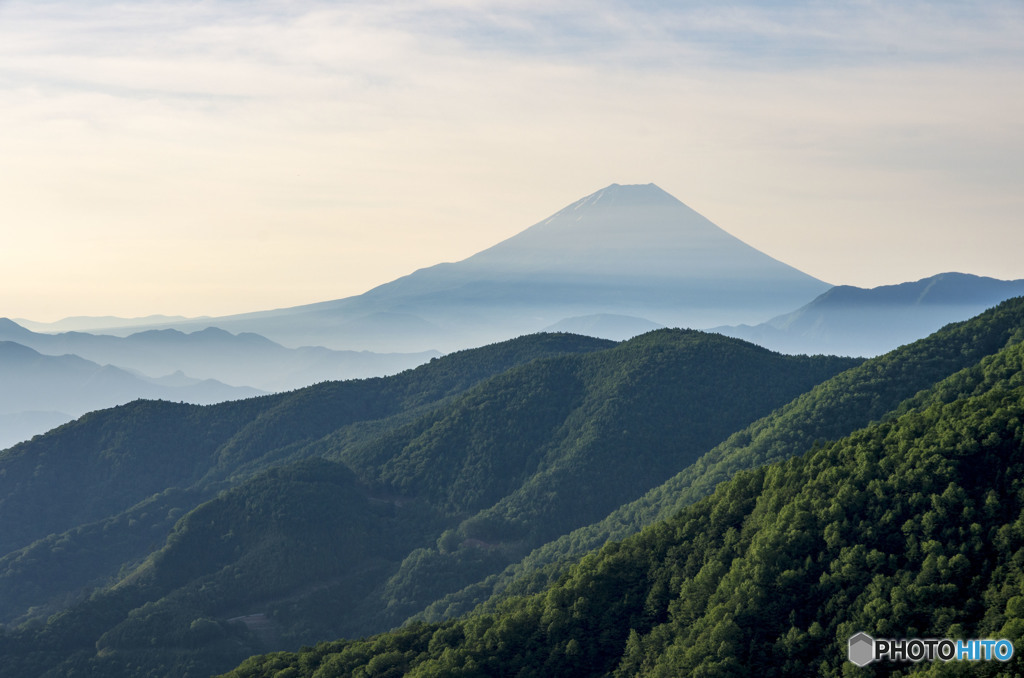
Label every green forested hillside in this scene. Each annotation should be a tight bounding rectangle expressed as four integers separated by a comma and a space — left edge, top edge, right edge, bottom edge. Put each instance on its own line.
418, 296, 1024, 621
0, 333, 614, 558
0, 333, 611, 600
0, 330, 855, 677
334, 331, 857, 633
222, 305, 1024, 678
0, 333, 614, 673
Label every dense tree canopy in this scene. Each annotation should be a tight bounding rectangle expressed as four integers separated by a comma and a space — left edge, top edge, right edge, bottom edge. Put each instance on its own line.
223, 337, 1024, 678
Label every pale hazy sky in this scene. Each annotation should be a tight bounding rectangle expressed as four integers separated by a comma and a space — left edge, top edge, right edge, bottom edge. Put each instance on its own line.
2, 0, 1022, 321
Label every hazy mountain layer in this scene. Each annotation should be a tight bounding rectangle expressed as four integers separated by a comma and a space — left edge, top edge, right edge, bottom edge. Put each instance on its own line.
0, 318, 438, 392
13, 314, 203, 334
715, 272, 1024, 357
0, 340, 262, 449
0, 318, 438, 445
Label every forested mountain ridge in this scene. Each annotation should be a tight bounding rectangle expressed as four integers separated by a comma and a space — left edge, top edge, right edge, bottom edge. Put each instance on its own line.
328, 331, 858, 633
0, 332, 616, 641
0, 331, 856, 677
221, 299, 1024, 678
0, 332, 613, 557
416, 293, 1024, 621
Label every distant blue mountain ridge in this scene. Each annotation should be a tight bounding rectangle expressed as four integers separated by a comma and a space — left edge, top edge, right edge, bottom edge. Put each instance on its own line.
714, 272, 1024, 356
0, 319, 438, 448
0, 319, 438, 392
0, 340, 263, 449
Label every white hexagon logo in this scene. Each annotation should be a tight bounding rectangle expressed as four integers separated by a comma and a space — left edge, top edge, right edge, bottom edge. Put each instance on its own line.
848, 632, 875, 666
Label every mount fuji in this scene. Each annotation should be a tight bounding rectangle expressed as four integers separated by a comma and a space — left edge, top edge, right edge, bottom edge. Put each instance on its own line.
73, 184, 832, 352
